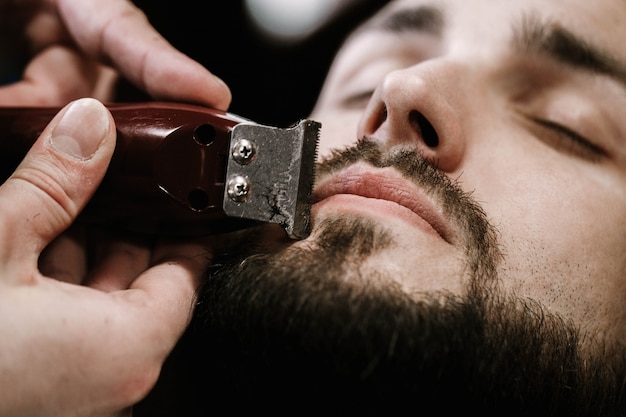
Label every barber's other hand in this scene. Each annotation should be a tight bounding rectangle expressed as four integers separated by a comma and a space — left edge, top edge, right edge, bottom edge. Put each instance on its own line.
0, 98, 210, 417
0, 0, 231, 109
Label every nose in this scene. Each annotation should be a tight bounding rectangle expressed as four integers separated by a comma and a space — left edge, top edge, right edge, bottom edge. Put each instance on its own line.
358, 64, 465, 172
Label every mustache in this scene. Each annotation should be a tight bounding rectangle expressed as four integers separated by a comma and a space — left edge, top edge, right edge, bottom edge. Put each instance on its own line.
316, 136, 468, 210
318, 137, 456, 193
315, 137, 503, 279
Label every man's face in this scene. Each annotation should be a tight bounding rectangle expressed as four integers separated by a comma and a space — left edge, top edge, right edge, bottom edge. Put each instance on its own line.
310, 0, 626, 352
194, 0, 626, 411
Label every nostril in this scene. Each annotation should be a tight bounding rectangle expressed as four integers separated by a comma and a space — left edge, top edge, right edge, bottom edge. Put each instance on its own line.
367, 104, 388, 134
377, 104, 388, 127
409, 110, 439, 147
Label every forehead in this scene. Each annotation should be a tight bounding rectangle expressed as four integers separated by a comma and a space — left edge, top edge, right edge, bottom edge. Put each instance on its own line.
347, 0, 626, 57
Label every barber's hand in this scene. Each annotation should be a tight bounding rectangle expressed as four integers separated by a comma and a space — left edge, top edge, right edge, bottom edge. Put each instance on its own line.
0, 98, 211, 417
0, 0, 231, 109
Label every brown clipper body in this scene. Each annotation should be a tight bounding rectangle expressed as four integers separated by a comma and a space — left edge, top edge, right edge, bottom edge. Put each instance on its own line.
0, 102, 320, 239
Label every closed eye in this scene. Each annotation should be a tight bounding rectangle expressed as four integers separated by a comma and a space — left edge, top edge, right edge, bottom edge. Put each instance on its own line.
531, 117, 606, 160
342, 90, 376, 109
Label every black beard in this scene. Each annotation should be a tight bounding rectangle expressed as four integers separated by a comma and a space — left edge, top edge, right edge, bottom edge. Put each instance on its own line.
141, 139, 626, 416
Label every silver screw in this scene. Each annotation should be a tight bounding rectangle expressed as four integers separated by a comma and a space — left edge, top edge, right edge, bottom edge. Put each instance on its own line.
227, 175, 251, 202
231, 139, 256, 165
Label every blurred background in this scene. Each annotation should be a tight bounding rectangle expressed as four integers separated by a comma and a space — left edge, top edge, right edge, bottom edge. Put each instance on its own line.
122, 0, 389, 127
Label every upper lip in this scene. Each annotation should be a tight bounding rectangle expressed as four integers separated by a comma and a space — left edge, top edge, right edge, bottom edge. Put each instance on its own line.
312, 162, 454, 243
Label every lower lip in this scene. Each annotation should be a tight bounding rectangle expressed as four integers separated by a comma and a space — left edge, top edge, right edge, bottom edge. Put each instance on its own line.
312, 193, 444, 240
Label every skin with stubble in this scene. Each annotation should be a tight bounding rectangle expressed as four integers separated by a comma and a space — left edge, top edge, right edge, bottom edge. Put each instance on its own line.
185, 0, 626, 414
194, 140, 624, 415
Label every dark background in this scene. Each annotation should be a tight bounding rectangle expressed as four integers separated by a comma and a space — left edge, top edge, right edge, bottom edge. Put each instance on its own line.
122, 0, 389, 128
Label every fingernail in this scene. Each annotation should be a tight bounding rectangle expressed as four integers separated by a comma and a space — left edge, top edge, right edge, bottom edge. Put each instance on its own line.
50, 98, 110, 159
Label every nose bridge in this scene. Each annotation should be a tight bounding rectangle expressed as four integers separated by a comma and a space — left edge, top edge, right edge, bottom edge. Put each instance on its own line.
359, 59, 466, 172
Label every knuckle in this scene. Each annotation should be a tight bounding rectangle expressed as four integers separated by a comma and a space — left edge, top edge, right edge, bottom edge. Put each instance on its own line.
11, 160, 80, 220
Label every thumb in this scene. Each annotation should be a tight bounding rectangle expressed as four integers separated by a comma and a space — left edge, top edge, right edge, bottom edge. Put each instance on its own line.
0, 98, 115, 264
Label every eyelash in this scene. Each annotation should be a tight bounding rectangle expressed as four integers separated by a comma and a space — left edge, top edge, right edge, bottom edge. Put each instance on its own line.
342, 90, 375, 109
530, 117, 605, 159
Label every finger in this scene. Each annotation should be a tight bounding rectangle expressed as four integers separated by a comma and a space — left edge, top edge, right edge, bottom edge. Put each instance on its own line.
149, 238, 213, 294
0, 46, 117, 106
85, 234, 152, 292
117, 240, 213, 346
0, 98, 115, 271
38, 224, 87, 284
55, 0, 232, 110
23, 1, 70, 52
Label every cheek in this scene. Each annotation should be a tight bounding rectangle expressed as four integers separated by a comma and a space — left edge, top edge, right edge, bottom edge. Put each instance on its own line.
476, 159, 626, 337
464, 129, 626, 277
505, 174, 625, 266
486, 170, 623, 276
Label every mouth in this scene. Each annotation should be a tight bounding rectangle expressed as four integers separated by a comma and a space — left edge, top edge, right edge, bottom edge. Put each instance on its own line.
312, 162, 454, 243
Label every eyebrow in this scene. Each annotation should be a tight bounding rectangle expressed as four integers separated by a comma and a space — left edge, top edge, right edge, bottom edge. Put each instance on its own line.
355, 5, 445, 38
514, 14, 626, 87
